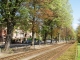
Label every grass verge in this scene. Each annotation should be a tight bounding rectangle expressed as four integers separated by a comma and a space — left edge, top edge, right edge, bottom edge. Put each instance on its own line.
77, 43, 80, 60
56, 42, 77, 60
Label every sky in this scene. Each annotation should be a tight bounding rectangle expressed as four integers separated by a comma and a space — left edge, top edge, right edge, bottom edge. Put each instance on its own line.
69, 0, 80, 30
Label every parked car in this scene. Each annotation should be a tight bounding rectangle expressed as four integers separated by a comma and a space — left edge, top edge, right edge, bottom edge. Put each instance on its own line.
22, 38, 43, 45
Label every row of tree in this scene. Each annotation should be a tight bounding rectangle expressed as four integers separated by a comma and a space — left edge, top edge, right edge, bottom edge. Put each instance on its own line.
76, 24, 80, 43
0, 0, 76, 51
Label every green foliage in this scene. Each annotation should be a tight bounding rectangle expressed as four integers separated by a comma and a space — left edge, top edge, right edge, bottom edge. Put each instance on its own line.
40, 0, 73, 40
77, 43, 80, 60
27, 38, 32, 40
0, 0, 29, 51
77, 25, 80, 43
0, 0, 29, 24
0, 0, 75, 50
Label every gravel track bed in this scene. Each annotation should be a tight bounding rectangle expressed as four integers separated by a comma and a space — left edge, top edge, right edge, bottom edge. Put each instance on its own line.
30, 44, 73, 60
0, 43, 65, 60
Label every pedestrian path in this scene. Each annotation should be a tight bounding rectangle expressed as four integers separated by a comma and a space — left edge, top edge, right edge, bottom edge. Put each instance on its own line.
30, 41, 65, 49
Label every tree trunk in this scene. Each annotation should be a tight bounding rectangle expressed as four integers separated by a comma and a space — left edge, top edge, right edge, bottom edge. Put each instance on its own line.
51, 27, 53, 43
66, 27, 67, 43
32, 17, 35, 47
51, 34, 53, 43
31, 1, 36, 48
44, 32, 47, 44
32, 30, 35, 46
5, 22, 14, 52
58, 33, 60, 42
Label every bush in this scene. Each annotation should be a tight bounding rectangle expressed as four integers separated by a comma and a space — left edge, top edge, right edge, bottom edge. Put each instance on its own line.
77, 37, 80, 43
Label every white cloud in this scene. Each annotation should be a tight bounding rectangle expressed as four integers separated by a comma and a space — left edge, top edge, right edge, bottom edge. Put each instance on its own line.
72, 23, 79, 30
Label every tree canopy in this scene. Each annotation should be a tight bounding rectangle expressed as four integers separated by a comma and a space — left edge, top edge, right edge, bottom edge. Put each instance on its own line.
0, 0, 75, 51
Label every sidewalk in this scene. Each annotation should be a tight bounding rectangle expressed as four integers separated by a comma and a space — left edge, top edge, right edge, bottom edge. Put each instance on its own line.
0, 53, 10, 58
30, 41, 66, 49
30, 44, 52, 49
